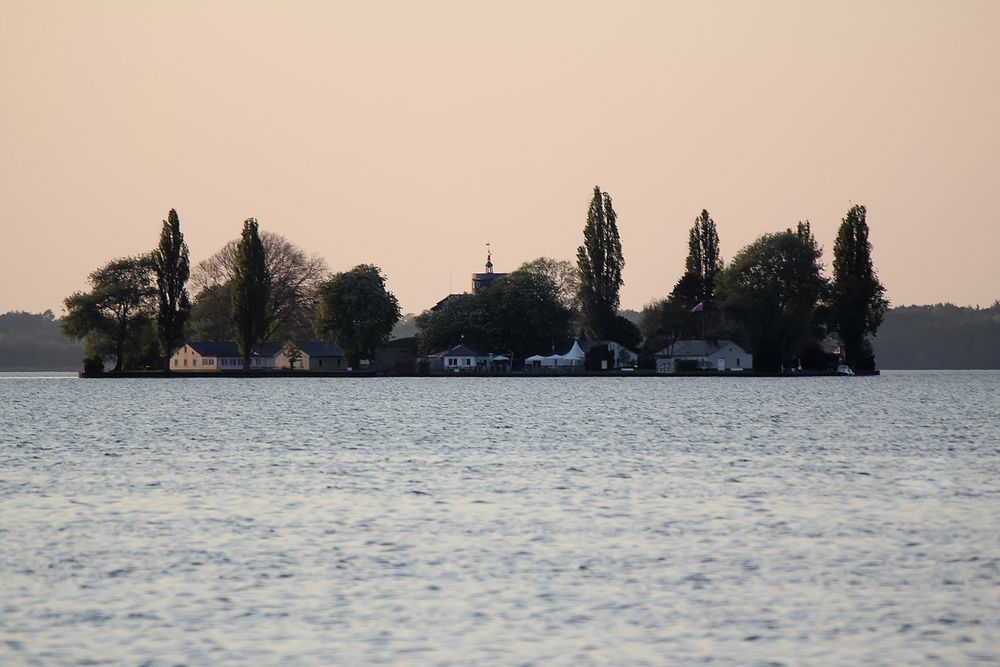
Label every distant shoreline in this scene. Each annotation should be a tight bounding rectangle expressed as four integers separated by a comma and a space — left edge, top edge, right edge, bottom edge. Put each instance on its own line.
73, 369, 880, 379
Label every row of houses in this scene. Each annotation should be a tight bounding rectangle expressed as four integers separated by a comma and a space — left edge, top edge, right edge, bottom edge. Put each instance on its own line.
170, 341, 347, 371
169, 337, 752, 374
423, 339, 752, 373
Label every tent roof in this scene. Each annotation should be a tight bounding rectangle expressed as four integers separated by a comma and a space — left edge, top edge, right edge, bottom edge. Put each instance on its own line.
560, 340, 586, 360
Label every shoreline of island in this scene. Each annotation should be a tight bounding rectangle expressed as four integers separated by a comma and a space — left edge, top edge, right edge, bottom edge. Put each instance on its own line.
75, 369, 879, 379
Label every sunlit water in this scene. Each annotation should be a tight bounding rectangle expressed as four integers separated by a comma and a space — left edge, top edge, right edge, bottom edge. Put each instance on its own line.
1, 372, 999, 665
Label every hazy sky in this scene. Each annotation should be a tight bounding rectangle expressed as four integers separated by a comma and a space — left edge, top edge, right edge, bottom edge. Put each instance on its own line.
2, 1, 998, 315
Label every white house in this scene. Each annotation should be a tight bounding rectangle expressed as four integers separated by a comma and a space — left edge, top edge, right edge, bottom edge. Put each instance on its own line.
433, 344, 489, 371
655, 340, 752, 373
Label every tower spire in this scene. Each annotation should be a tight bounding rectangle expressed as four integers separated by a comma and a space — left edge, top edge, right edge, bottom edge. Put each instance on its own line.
485, 242, 493, 274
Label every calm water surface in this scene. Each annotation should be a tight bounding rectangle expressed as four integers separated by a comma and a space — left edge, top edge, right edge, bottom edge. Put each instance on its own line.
1, 372, 999, 665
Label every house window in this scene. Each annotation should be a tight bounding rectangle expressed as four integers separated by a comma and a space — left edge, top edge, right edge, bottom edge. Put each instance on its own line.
447, 358, 457, 366
464, 358, 471, 366
318, 358, 323, 367
173, 358, 177, 367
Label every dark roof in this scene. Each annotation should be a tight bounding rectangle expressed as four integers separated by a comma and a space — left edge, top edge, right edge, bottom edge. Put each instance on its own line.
443, 343, 484, 357
186, 341, 284, 357
431, 294, 463, 312
655, 339, 746, 358
297, 341, 343, 357
258, 342, 283, 357
188, 342, 240, 357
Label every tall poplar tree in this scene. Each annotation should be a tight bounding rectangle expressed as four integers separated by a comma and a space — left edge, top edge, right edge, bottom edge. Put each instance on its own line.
152, 209, 191, 370
682, 209, 722, 311
830, 204, 888, 371
231, 218, 271, 370
576, 185, 624, 339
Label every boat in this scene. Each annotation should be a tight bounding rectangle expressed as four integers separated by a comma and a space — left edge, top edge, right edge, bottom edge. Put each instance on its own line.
835, 364, 855, 376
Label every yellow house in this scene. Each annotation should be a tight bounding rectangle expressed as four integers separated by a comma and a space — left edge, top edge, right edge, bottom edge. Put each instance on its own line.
170, 342, 281, 371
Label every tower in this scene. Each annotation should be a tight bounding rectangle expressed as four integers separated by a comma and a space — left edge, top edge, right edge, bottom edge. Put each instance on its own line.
471, 243, 507, 293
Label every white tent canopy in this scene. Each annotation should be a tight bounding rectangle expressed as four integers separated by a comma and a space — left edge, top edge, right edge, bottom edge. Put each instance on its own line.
561, 340, 585, 362
537, 340, 586, 367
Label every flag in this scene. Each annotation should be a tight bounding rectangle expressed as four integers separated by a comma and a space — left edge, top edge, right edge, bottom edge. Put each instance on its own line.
690, 302, 704, 313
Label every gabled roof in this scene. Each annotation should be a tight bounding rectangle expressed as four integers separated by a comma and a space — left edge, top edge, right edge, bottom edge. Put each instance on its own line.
258, 342, 283, 357
655, 339, 747, 358
442, 343, 484, 358
431, 294, 463, 312
296, 341, 343, 357
188, 341, 240, 357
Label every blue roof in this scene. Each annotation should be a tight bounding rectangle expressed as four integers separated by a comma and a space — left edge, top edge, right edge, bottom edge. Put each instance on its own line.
187, 341, 285, 357
188, 341, 240, 357
297, 341, 343, 357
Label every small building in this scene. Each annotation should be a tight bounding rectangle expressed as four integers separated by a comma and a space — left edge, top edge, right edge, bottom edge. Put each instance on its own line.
429, 343, 489, 372
275, 341, 345, 371
171, 341, 281, 371
655, 340, 752, 373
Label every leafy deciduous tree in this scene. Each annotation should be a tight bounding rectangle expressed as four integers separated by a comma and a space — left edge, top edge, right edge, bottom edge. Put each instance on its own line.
517, 257, 580, 313
717, 223, 827, 372
62, 256, 156, 371
316, 264, 401, 366
414, 294, 486, 355
479, 270, 574, 357
414, 270, 573, 358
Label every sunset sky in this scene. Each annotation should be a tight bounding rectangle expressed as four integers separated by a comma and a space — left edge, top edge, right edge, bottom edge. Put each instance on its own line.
2, 1, 998, 315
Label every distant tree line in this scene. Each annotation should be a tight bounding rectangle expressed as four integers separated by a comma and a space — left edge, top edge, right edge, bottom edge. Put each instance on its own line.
0, 310, 83, 370
873, 303, 1000, 369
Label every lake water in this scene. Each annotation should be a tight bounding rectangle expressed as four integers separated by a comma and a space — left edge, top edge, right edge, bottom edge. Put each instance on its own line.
1, 372, 999, 665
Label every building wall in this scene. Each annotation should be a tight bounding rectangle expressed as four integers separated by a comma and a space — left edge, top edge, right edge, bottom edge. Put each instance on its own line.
308, 355, 343, 370
170, 345, 218, 371
443, 355, 481, 369
707, 346, 751, 370
170, 345, 276, 371
655, 348, 752, 372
